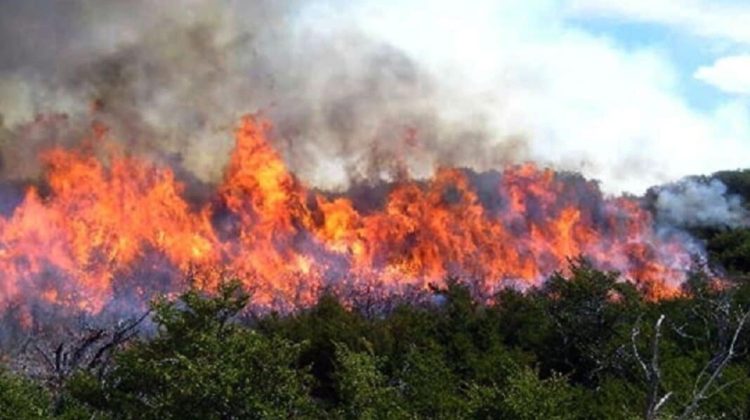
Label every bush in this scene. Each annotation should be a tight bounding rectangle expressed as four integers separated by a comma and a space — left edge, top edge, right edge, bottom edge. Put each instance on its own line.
69, 281, 319, 419
0, 368, 51, 420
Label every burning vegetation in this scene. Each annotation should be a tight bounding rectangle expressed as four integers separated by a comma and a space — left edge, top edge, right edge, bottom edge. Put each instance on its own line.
4, 2, 750, 418
0, 115, 704, 326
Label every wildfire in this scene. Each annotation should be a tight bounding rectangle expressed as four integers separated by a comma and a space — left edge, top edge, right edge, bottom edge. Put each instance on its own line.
0, 115, 694, 319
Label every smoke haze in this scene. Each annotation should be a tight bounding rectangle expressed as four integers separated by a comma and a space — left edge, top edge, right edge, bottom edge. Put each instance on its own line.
2, 1, 749, 194
654, 178, 749, 228
0, 0, 529, 192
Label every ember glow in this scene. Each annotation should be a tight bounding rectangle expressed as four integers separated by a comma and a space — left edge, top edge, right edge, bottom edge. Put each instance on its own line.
0, 115, 696, 319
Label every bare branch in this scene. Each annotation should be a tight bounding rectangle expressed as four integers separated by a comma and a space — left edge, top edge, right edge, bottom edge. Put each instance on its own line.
643, 314, 669, 420
679, 307, 750, 420
88, 311, 151, 374
634, 314, 671, 420
32, 342, 54, 371
631, 315, 648, 377
13, 310, 151, 395
653, 391, 673, 414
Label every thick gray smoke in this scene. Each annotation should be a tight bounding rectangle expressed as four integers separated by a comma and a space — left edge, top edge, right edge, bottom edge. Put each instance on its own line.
0, 0, 527, 189
654, 178, 749, 228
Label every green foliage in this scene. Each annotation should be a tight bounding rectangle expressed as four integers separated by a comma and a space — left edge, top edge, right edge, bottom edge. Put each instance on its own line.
257, 293, 371, 402
394, 345, 469, 418
707, 228, 750, 274
503, 369, 573, 419
9, 254, 750, 418
0, 368, 51, 420
714, 169, 750, 202
510, 258, 642, 386
576, 377, 642, 419
492, 287, 550, 352
69, 280, 318, 419
333, 342, 409, 419
688, 170, 750, 276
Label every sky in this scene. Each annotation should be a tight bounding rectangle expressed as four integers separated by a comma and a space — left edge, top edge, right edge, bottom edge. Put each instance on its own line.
0, 0, 749, 195
298, 0, 750, 193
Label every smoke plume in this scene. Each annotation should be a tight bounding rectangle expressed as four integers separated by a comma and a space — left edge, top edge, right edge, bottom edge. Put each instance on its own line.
0, 0, 526, 190
653, 178, 749, 228
0, 0, 744, 339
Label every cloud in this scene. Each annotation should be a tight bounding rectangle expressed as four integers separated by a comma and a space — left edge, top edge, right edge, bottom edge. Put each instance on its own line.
349, 0, 750, 193
567, 0, 750, 45
0, 0, 748, 195
695, 55, 750, 95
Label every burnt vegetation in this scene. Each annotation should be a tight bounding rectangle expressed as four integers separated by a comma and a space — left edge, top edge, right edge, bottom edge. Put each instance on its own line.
3, 171, 750, 419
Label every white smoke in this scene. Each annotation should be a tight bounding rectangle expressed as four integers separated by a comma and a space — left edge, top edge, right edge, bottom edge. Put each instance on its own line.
0, 1, 748, 195
655, 178, 749, 228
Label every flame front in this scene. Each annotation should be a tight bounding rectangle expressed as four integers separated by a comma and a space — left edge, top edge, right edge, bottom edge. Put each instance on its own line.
0, 116, 694, 318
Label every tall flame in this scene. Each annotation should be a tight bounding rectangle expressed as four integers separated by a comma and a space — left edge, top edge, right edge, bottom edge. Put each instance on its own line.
0, 115, 695, 320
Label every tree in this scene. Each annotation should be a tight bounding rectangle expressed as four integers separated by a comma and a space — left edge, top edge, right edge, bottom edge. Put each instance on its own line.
468, 366, 578, 420
394, 344, 471, 418
707, 228, 750, 274
69, 280, 318, 419
333, 342, 409, 419
537, 258, 642, 385
0, 368, 51, 420
256, 293, 371, 402
632, 299, 750, 418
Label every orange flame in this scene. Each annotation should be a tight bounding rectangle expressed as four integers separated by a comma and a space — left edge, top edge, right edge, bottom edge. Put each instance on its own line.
0, 115, 694, 317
